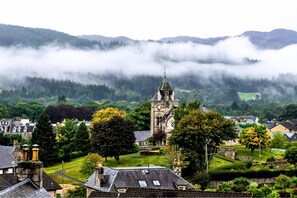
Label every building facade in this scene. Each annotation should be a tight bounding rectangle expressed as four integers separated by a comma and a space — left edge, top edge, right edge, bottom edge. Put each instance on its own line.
150, 75, 179, 143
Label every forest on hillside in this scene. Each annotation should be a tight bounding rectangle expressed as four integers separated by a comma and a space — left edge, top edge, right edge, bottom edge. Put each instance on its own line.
1, 73, 297, 105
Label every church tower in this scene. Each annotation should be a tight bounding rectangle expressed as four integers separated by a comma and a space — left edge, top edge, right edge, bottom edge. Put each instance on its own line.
150, 74, 179, 142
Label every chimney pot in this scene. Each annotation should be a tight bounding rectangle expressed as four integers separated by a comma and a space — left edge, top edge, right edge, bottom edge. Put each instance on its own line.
22, 144, 29, 161
32, 144, 39, 161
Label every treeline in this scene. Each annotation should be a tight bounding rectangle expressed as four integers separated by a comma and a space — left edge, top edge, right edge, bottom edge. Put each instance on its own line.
0, 77, 115, 102
2, 73, 297, 105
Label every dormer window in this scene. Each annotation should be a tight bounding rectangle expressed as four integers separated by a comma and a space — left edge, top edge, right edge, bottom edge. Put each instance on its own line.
117, 188, 127, 193
153, 180, 160, 186
177, 185, 186, 190
138, 180, 147, 187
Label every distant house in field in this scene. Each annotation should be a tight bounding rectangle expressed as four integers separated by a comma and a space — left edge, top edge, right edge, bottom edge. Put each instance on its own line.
270, 119, 297, 133
84, 164, 194, 197
284, 132, 297, 142
134, 131, 150, 147
0, 118, 35, 138
224, 116, 259, 125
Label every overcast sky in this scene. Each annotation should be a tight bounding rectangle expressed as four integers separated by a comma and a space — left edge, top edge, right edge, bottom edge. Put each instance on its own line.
1, 0, 297, 40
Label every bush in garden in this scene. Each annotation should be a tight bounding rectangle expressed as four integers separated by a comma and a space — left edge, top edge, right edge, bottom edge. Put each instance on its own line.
217, 181, 233, 192
274, 174, 291, 190
192, 171, 210, 190
232, 177, 251, 192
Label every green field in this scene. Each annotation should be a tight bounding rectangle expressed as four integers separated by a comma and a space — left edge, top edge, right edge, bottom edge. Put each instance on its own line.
44, 152, 169, 185
44, 146, 286, 185
238, 92, 260, 101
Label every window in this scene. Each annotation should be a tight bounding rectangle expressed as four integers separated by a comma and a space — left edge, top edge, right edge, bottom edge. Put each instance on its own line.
117, 188, 126, 193
177, 185, 186, 190
153, 180, 160, 186
138, 180, 148, 187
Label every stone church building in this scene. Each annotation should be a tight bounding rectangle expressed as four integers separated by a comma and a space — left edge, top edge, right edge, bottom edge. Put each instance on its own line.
150, 75, 179, 143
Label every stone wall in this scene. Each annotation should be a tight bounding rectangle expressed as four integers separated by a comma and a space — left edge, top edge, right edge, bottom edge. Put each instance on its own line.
209, 177, 276, 188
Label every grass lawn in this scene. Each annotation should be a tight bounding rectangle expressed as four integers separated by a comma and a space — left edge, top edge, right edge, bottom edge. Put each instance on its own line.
44, 152, 169, 185
209, 155, 235, 169
232, 145, 285, 162
238, 92, 259, 101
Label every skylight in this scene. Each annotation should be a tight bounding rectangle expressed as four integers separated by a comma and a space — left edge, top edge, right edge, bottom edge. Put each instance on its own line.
153, 180, 160, 186
138, 180, 148, 187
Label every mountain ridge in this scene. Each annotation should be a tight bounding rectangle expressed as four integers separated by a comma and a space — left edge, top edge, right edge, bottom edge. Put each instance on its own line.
1, 23, 297, 49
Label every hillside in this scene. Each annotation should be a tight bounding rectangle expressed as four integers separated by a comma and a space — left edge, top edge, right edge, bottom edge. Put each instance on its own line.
1, 24, 296, 49
0, 24, 101, 48
160, 29, 297, 49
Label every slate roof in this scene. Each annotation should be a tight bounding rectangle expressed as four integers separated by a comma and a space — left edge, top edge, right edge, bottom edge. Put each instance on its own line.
89, 187, 252, 197
0, 178, 51, 198
282, 121, 297, 131
0, 174, 17, 191
134, 131, 151, 142
0, 172, 61, 192
85, 165, 194, 193
0, 146, 17, 169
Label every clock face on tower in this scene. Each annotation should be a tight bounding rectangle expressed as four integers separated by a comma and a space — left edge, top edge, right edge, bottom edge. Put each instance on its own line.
157, 104, 161, 110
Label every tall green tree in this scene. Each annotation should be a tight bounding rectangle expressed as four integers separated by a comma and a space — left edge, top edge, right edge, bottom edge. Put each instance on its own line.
74, 122, 91, 154
56, 119, 78, 161
239, 125, 271, 157
32, 112, 58, 166
170, 109, 236, 173
91, 116, 135, 163
127, 101, 150, 131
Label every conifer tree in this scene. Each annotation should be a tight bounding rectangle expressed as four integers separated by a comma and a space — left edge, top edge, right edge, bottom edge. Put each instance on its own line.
74, 122, 91, 154
32, 111, 58, 166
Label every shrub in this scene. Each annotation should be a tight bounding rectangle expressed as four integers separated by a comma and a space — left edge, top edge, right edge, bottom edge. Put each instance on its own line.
274, 174, 291, 190
260, 184, 272, 197
232, 177, 250, 192
66, 186, 86, 198
217, 181, 233, 192
126, 144, 140, 154
277, 190, 290, 198
192, 171, 210, 190
79, 153, 102, 176
159, 148, 166, 155
291, 176, 297, 188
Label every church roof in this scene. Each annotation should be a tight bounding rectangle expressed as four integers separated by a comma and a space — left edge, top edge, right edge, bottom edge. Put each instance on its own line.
159, 78, 172, 92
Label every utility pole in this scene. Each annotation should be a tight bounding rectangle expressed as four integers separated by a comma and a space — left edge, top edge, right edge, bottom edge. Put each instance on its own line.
62, 160, 64, 184
205, 142, 208, 174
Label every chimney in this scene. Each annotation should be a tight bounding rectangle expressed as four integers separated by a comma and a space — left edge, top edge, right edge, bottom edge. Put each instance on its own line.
13, 139, 19, 149
32, 144, 39, 161
94, 162, 108, 187
16, 143, 43, 188
22, 144, 29, 161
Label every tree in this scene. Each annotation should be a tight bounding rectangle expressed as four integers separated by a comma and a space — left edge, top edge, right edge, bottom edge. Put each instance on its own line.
80, 153, 102, 176
73, 122, 91, 154
239, 125, 271, 157
32, 112, 58, 166
170, 109, 236, 173
55, 119, 78, 161
285, 147, 297, 168
127, 101, 150, 131
174, 99, 200, 126
91, 107, 125, 124
271, 132, 288, 149
91, 116, 135, 163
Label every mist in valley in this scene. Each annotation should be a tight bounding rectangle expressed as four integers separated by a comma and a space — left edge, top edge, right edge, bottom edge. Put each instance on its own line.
0, 36, 297, 90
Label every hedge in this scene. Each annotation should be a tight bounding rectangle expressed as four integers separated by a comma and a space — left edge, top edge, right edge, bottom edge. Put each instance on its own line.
209, 169, 297, 181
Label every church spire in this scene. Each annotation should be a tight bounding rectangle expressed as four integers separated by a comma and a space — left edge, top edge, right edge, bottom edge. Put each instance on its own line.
164, 67, 167, 80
